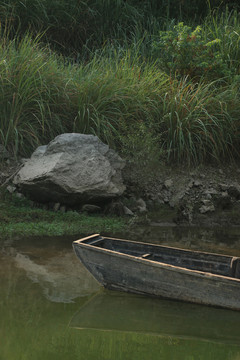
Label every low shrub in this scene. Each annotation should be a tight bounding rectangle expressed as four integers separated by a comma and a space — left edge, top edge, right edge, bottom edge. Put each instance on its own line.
152, 22, 230, 80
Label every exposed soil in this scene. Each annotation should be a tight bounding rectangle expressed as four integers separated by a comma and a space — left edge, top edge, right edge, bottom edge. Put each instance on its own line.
122, 161, 240, 227
1, 157, 240, 227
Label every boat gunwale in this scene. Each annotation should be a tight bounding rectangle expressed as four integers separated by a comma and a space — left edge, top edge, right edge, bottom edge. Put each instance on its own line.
73, 234, 234, 259
73, 235, 240, 284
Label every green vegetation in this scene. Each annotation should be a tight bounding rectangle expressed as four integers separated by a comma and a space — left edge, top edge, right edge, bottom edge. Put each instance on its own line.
0, 190, 125, 237
152, 23, 229, 79
0, 0, 240, 165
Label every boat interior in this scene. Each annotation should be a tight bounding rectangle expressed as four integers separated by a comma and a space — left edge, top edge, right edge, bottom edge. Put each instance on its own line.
79, 235, 240, 279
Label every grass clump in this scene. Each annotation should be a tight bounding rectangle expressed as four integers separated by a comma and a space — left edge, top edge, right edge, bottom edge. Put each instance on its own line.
157, 78, 240, 164
0, 35, 169, 156
203, 9, 240, 76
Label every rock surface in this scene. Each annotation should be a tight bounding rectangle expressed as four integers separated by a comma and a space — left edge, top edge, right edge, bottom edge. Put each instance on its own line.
123, 163, 240, 226
13, 133, 125, 205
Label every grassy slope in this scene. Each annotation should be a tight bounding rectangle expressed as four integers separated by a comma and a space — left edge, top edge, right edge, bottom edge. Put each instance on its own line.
0, 29, 239, 164
0, 2, 239, 165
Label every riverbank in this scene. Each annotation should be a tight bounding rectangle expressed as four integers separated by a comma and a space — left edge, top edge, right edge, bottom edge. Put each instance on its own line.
1, 158, 240, 238
123, 161, 240, 227
0, 160, 126, 238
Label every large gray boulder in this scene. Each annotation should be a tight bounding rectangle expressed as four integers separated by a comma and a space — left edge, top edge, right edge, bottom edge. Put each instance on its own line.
14, 133, 125, 205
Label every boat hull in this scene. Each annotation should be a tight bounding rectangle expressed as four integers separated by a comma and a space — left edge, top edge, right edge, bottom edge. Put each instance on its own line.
73, 235, 240, 310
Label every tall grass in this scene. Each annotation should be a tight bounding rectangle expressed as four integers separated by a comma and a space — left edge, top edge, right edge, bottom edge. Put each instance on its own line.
0, 35, 66, 155
0, 0, 94, 54
158, 78, 240, 163
1, 1, 240, 164
0, 0, 163, 56
0, 33, 239, 164
203, 9, 240, 76
3, 0, 235, 57
0, 34, 169, 156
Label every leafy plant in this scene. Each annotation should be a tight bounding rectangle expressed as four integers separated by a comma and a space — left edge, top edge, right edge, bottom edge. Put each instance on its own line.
152, 22, 230, 79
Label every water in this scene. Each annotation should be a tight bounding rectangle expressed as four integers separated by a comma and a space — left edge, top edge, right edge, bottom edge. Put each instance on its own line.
1, 229, 240, 360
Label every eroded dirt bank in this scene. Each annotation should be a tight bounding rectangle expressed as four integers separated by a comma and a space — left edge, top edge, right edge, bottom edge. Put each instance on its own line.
123, 162, 240, 227
1, 158, 240, 227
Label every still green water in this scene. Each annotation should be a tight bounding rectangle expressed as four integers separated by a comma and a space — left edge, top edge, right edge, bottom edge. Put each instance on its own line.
1, 229, 240, 360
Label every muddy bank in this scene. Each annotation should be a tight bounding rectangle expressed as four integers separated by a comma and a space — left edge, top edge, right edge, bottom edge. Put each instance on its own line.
122, 162, 240, 227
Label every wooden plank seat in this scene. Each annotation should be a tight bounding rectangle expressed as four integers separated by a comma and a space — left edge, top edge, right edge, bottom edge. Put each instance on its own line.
88, 239, 103, 246
141, 253, 152, 259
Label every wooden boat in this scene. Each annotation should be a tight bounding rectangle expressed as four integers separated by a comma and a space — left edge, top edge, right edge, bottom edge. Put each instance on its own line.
72, 234, 240, 310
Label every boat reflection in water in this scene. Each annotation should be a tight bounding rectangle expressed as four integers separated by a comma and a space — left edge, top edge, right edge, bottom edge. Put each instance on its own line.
70, 290, 240, 346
